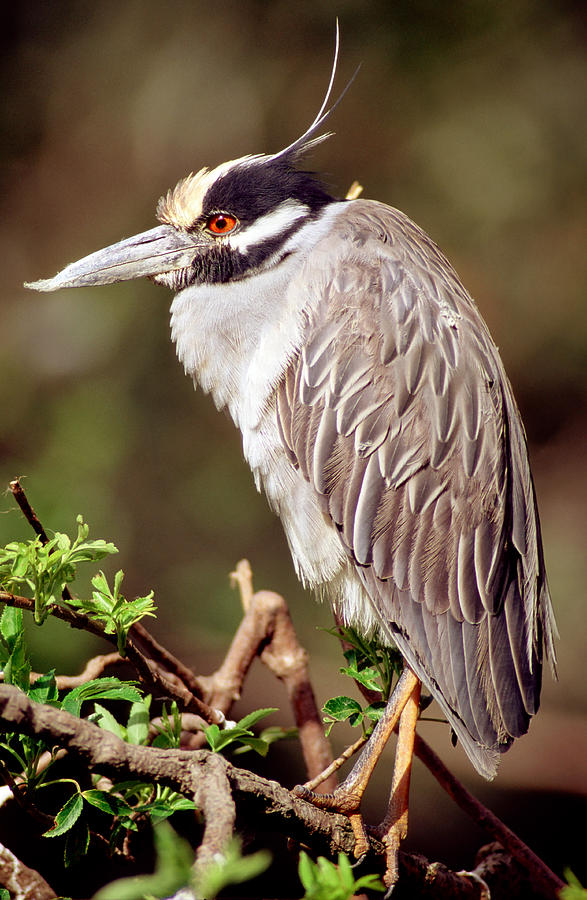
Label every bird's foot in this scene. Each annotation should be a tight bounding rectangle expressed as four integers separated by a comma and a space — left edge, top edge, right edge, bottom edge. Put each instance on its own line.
368, 819, 403, 890
293, 783, 369, 858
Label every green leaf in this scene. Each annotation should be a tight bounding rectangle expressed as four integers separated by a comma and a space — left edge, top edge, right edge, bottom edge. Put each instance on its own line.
94, 822, 194, 900
91, 703, 126, 740
0, 608, 31, 693
232, 736, 270, 756
66, 570, 156, 653
298, 850, 316, 891
354, 872, 387, 892
0, 606, 23, 646
339, 662, 382, 692
29, 670, 58, 705
44, 792, 83, 838
194, 836, 271, 899
233, 725, 296, 756
236, 707, 278, 730
82, 789, 131, 817
126, 699, 150, 745
297, 851, 384, 899
322, 696, 363, 722
203, 723, 223, 752
560, 869, 587, 899
163, 795, 197, 813
203, 713, 279, 755
64, 819, 90, 867
108, 780, 154, 801
363, 701, 386, 722
150, 700, 182, 749
61, 678, 142, 717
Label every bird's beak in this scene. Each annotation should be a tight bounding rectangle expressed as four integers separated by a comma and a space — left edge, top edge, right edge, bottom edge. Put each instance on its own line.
25, 224, 200, 292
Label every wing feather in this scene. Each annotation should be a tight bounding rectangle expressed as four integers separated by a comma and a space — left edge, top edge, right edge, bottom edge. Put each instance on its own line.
274, 199, 555, 777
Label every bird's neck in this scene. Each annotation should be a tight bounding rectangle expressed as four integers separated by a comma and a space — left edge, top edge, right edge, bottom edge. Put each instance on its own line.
169, 201, 346, 431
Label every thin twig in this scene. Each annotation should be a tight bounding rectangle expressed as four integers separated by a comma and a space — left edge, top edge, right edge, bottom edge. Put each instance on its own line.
33, 652, 121, 689
4, 478, 222, 725
302, 733, 368, 791
229, 559, 254, 611
9, 477, 73, 603
131, 621, 207, 701
9, 479, 49, 543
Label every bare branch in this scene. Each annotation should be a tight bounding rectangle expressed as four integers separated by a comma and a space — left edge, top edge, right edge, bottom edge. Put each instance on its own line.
0, 685, 557, 898
9, 478, 50, 544
193, 753, 236, 873
412, 735, 564, 897
0, 841, 56, 900
42, 652, 120, 689
0, 683, 353, 853
303, 734, 368, 792
199, 563, 336, 789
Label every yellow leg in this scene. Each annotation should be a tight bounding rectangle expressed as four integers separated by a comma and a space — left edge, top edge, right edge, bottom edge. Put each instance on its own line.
371, 677, 421, 887
294, 667, 420, 859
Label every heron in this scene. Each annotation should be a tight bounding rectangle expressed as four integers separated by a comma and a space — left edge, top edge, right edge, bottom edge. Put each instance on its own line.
26, 34, 557, 887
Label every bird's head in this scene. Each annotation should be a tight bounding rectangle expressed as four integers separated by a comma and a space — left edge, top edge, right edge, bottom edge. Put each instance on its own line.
26, 30, 355, 296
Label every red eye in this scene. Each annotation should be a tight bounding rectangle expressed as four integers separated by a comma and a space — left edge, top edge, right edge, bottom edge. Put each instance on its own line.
206, 213, 238, 235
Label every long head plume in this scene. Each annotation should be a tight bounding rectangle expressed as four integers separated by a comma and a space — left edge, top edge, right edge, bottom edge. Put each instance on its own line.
269, 20, 360, 164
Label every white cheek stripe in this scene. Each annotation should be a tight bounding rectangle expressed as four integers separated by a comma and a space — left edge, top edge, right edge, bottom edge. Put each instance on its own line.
228, 200, 309, 253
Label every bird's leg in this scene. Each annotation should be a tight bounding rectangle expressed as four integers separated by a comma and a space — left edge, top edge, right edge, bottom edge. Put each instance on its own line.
370, 676, 421, 888
294, 667, 420, 858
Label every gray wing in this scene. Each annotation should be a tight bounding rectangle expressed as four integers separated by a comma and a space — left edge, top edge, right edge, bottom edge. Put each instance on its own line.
276, 199, 557, 779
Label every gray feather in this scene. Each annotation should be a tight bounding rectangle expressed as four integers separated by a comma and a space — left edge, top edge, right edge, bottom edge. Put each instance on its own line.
272, 199, 556, 779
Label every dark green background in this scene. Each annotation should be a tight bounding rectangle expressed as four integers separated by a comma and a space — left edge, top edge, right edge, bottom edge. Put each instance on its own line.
1, 0, 585, 882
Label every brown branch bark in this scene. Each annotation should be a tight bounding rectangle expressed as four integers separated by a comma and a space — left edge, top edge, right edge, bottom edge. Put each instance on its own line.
197, 560, 336, 790
9, 478, 50, 544
193, 752, 236, 874
412, 734, 564, 898
0, 841, 56, 900
36, 652, 121, 689
1, 483, 564, 897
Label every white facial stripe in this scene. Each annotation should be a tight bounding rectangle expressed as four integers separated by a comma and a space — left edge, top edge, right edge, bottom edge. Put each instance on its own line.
228, 200, 309, 253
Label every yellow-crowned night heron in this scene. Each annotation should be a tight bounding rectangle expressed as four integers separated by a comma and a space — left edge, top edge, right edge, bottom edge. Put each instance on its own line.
26, 35, 557, 887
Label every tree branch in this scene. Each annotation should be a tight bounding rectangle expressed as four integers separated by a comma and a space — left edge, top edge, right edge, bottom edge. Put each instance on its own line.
412, 734, 564, 897
0, 841, 56, 900
1, 483, 565, 898
197, 560, 336, 789
0, 685, 557, 899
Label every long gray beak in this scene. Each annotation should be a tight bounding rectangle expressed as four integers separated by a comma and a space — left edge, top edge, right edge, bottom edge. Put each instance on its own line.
25, 224, 200, 292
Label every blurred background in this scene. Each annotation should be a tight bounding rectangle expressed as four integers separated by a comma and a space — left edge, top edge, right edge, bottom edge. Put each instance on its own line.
1, 0, 585, 885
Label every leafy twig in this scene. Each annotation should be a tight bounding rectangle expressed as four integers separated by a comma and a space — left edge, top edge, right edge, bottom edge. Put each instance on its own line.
0, 590, 220, 724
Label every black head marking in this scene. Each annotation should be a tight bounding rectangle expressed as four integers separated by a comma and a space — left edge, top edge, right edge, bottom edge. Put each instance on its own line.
199, 157, 336, 227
